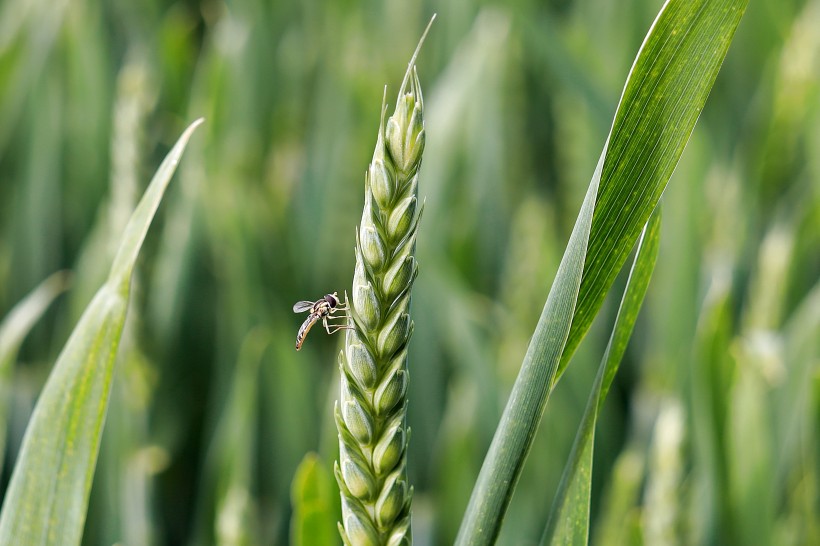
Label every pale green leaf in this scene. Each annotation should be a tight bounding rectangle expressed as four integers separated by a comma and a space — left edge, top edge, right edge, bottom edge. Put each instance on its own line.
291, 453, 340, 546
0, 271, 70, 474
0, 119, 203, 546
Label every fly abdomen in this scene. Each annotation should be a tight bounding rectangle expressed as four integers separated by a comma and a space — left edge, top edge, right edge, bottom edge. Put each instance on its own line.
296, 314, 320, 350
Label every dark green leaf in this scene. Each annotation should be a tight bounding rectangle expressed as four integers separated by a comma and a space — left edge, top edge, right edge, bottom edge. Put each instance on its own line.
543, 208, 661, 546
559, 0, 749, 377
456, 0, 747, 542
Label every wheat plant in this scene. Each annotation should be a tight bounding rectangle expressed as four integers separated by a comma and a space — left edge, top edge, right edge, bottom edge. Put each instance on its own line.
4, 0, 817, 544
334, 22, 431, 546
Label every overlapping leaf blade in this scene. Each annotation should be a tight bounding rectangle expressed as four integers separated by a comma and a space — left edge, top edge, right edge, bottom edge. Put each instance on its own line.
559, 0, 748, 375
543, 208, 661, 546
0, 119, 203, 546
455, 147, 603, 546
456, 0, 748, 543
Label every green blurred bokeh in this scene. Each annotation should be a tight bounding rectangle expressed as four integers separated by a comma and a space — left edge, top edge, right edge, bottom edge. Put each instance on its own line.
0, 0, 817, 544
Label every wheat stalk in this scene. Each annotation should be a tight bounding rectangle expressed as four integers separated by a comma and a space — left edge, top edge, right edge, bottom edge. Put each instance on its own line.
334, 19, 432, 546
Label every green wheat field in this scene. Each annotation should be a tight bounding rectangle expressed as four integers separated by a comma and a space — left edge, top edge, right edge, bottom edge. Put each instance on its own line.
0, 0, 817, 544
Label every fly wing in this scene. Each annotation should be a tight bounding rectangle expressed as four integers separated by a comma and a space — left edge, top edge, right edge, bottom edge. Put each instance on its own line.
293, 300, 315, 313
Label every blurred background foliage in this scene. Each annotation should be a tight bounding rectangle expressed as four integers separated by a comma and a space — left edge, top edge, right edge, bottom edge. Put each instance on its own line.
0, 0, 817, 544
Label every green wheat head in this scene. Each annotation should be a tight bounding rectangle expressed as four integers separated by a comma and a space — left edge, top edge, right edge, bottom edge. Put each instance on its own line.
334, 66, 425, 546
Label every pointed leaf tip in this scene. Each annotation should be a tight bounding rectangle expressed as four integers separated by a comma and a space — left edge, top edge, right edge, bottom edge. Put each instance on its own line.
108, 118, 204, 286
0, 119, 204, 546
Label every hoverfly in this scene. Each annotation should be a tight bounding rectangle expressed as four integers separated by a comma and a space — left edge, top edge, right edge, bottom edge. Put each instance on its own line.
292, 292, 352, 350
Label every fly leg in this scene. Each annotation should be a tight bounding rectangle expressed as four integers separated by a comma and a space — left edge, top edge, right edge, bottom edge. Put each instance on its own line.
325, 291, 353, 335
335, 290, 351, 312
323, 315, 353, 335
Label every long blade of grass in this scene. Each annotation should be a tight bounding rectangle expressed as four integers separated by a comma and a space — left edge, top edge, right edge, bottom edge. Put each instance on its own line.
190, 328, 267, 545
542, 207, 661, 546
456, 0, 747, 543
455, 142, 603, 546
558, 0, 748, 376
0, 119, 203, 546
0, 271, 70, 474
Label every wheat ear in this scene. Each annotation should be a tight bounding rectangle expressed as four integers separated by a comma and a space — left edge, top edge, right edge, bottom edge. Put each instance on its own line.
334, 24, 430, 546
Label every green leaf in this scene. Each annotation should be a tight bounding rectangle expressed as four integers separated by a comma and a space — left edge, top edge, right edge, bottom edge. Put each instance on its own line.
559, 0, 748, 376
0, 271, 70, 474
0, 119, 203, 546
455, 138, 603, 546
291, 453, 340, 546
542, 208, 661, 546
456, 0, 747, 543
